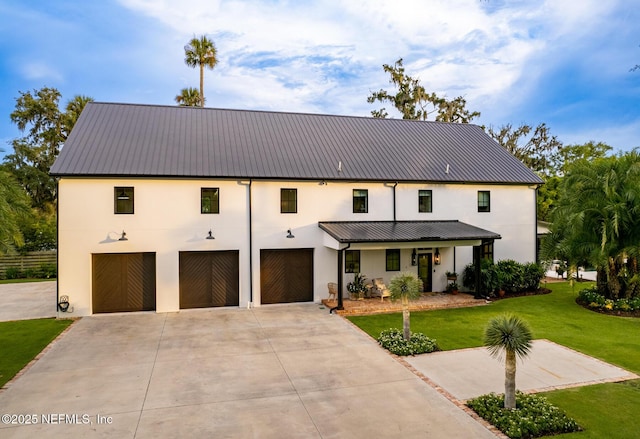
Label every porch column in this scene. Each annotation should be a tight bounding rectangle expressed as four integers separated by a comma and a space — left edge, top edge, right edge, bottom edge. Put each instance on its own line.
474, 245, 482, 299
336, 248, 344, 310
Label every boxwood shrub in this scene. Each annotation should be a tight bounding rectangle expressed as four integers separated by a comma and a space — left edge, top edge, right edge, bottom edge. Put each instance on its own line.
467, 392, 581, 439
377, 328, 440, 356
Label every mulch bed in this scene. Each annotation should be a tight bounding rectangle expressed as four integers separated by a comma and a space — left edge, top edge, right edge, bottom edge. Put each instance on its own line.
575, 299, 640, 318
488, 287, 552, 301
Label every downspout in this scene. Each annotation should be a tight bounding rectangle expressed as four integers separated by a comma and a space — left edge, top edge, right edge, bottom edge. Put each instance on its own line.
330, 243, 350, 314
535, 185, 539, 263
248, 179, 253, 306
392, 182, 398, 221
55, 178, 60, 316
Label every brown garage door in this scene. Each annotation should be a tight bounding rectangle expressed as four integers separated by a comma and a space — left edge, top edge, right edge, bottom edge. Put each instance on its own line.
260, 249, 313, 304
179, 251, 239, 309
92, 253, 156, 313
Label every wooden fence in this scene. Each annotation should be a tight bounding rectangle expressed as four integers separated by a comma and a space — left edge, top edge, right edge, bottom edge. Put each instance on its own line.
0, 251, 57, 278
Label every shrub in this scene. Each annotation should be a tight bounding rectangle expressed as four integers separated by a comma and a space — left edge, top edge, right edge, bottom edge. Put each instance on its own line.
377, 328, 440, 356
464, 260, 544, 296
39, 263, 57, 279
5, 267, 23, 279
496, 259, 525, 293
467, 392, 581, 439
578, 286, 640, 312
463, 259, 498, 296
522, 262, 545, 291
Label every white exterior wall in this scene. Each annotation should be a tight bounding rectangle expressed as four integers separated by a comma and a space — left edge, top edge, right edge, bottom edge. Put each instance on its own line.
57, 178, 537, 315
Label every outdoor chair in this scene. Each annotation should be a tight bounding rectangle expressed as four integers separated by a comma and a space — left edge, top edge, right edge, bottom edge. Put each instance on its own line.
370, 278, 391, 302
327, 282, 338, 302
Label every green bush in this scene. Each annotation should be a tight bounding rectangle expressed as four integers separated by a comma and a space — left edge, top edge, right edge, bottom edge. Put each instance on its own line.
377, 328, 440, 356
467, 392, 581, 439
522, 262, 545, 291
578, 287, 640, 312
496, 259, 524, 293
38, 263, 56, 279
463, 259, 498, 296
5, 267, 22, 279
463, 260, 545, 296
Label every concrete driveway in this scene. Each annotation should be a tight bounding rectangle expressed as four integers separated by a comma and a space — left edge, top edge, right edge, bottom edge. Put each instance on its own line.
0, 281, 57, 321
0, 304, 497, 439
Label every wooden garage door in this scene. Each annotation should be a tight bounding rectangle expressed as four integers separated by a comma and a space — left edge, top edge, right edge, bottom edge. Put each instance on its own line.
179, 251, 239, 309
92, 253, 156, 313
260, 249, 313, 304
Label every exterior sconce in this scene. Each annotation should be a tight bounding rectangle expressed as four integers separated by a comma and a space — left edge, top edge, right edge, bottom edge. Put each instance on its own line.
58, 295, 70, 312
118, 230, 128, 241
434, 248, 441, 265
411, 248, 417, 266
286, 229, 295, 239
206, 230, 215, 240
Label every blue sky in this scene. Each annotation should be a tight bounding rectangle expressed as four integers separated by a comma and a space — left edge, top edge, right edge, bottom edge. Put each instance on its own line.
1, 0, 639, 160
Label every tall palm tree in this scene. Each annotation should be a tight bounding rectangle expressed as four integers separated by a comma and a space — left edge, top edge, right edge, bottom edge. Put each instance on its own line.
484, 315, 533, 409
544, 152, 640, 298
388, 272, 423, 340
184, 35, 218, 107
0, 171, 31, 254
175, 87, 202, 107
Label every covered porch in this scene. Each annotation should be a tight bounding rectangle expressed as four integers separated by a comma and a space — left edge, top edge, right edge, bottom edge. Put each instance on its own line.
318, 220, 501, 311
321, 290, 485, 315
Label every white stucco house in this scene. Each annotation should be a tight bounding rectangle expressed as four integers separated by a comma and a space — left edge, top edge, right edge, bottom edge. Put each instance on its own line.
50, 102, 543, 316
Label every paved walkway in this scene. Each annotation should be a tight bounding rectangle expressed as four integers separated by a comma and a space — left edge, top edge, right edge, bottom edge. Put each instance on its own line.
0, 304, 497, 438
405, 339, 638, 402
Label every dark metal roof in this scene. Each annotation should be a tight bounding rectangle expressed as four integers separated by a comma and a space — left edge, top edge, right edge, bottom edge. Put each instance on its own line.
51, 102, 543, 184
318, 221, 501, 243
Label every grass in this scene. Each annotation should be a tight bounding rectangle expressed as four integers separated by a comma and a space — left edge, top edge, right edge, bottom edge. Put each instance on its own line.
0, 278, 56, 284
347, 282, 640, 438
0, 318, 74, 388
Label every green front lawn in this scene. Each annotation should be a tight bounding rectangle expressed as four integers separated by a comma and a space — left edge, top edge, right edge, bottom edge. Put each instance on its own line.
0, 318, 74, 387
347, 282, 640, 438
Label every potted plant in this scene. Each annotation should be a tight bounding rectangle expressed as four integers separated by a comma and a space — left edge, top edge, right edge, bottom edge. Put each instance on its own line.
347, 273, 367, 300
446, 281, 459, 295
445, 271, 458, 281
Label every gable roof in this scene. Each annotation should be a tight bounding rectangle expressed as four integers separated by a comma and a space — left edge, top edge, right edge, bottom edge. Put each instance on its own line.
318, 220, 501, 243
50, 102, 543, 184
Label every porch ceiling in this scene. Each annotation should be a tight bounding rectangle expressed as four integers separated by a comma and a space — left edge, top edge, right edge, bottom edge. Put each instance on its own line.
318, 220, 501, 247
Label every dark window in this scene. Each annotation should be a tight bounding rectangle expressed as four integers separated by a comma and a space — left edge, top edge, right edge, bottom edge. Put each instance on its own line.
114, 187, 134, 214
419, 190, 432, 213
280, 188, 297, 213
353, 189, 368, 213
386, 249, 400, 271
481, 240, 494, 261
478, 191, 490, 212
345, 250, 360, 273
201, 188, 219, 214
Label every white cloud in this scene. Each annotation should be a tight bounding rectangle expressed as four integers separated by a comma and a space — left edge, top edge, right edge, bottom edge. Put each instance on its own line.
21, 62, 64, 82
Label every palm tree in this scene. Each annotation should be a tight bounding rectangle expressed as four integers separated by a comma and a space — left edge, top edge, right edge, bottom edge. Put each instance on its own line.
0, 171, 32, 254
484, 315, 533, 409
388, 272, 423, 340
184, 35, 218, 107
175, 87, 202, 107
543, 152, 640, 298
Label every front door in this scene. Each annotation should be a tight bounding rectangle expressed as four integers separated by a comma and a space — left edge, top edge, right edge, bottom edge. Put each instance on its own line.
418, 253, 433, 292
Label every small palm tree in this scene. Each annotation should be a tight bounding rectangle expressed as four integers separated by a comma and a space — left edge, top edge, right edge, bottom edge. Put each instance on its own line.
484, 314, 533, 409
175, 87, 202, 107
184, 35, 218, 107
389, 272, 423, 340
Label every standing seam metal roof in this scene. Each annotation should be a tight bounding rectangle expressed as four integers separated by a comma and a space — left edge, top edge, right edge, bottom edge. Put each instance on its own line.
318, 221, 502, 243
50, 102, 543, 184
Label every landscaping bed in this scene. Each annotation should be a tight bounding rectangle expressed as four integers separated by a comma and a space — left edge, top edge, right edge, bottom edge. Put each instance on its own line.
467, 392, 581, 439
